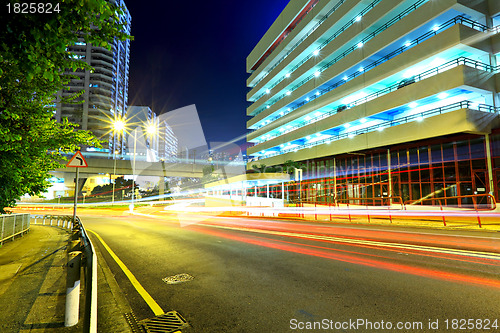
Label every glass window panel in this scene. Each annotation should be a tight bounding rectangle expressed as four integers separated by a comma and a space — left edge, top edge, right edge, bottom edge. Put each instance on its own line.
458, 161, 471, 181
470, 138, 485, 159
431, 144, 442, 163
419, 146, 429, 164
442, 143, 454, 162
456, 140, 469, 161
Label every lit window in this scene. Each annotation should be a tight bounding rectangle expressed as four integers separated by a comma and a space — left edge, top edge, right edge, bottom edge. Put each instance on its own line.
360, 118, 367, 123
344, 123, 351, 128
432, 25, 439, 32
348, 133, 355, 139
305, 116, 311, 121
280, 144, 284, 148
314, 71, 320, 77
287, 108, 291, 112
305, 97, 310, 101
279, 128, 285, 132
404, 41, 411, 47
286, 91, 291, 96
359, 67, 364, 72
279, 111, 284, 116
285, 73, 290, 78
313, 49, 319, 56
343, 76, 348, 81
306, 136, 311, 140
355, 15, 362, 22
266, 105, 270, 109
377, 126, 384, 132
316, 91, 320, 96
314, 111, 321, 116
266, 89, 270, 94
409, 102, 418, 108
416, 115, 424, 122
357, 42, 363, 48
316, 133, 321, 137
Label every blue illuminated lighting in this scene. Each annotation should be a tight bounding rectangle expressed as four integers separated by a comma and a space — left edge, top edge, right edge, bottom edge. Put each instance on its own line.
409, 102, 418, 108
360, 118, 367, 123
285, 73, 290, 78
344, 123, 351, 128
438, 92, 449, 99
432, 25, 439, 31
357, 42, 364, 48
306, 136, 311, 140
314, 71, 321, 77
404, 41, 411, 47
286, 91, 291, 96
355, 15, 362, 22
266, 89, 270, 94
343, 76, 348, 81
313, 49, 319, 56
266, 105, 270, 109
306, 97, 310, 101
359, 67, 364, 72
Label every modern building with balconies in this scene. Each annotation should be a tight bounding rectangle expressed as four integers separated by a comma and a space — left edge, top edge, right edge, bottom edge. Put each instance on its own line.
247, 0, 500, 206
55, 0, 131, 154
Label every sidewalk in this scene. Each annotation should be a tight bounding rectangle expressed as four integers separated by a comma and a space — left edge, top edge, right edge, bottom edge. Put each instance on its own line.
0, 224, 133, 332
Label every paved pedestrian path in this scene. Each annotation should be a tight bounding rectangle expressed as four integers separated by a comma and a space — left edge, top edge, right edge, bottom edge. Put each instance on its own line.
0, 224, 133, 332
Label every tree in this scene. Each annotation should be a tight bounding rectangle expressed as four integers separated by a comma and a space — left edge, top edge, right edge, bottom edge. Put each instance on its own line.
0, 1, 132, 213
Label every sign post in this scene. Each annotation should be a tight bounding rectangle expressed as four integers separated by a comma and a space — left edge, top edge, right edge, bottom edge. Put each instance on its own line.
66, 151, 88, 222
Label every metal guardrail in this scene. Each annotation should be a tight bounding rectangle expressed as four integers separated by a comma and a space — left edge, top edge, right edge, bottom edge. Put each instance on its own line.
71, 217, 98, 333
0, 213, 30, 245
31, 215, 97, 332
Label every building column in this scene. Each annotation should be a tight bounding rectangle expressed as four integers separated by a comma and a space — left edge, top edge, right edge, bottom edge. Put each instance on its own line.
485, 134, 495, 200
333, 158, 337, 205
281, 182, 285, 206
387, 149, 392, 205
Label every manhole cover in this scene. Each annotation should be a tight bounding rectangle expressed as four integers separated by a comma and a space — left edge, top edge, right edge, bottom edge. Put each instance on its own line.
162, 273, 194, 284
141, 311, 189, 333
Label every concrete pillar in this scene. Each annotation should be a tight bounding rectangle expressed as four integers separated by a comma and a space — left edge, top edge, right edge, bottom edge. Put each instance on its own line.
485, 134, 495, 200
387, 149, 392, 205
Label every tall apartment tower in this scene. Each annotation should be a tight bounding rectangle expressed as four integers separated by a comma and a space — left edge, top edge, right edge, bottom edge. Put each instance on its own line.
56, 0, 131, 153
247, 0, 500, 205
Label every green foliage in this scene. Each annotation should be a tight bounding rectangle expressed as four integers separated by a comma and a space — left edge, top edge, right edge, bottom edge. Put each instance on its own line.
0, 0, 132, 213
91, 177, 136, 197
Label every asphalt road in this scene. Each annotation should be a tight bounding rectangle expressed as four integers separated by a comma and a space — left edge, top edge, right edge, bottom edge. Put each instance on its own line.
81, 208, 500, 333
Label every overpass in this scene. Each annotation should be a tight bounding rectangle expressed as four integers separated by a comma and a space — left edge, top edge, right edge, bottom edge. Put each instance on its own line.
54, 157, 206, 178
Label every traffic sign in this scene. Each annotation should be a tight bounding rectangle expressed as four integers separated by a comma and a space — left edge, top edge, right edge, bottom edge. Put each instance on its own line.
66, 151, 88, 168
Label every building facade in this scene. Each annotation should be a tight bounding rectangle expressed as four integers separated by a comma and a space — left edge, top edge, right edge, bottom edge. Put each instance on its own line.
56, 0, 131, 154
247, 0, 500, 207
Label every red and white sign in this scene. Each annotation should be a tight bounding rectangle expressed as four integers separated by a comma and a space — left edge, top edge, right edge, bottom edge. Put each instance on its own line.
66, 151, 88, 168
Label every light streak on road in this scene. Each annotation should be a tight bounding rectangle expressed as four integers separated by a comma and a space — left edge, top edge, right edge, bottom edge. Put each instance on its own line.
189, 225, 500, 290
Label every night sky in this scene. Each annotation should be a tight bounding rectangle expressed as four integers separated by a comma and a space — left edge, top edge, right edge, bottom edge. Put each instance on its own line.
125, 0, 290, 150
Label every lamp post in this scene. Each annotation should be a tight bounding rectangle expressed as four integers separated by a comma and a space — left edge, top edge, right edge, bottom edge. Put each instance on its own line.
112, 119, 126, 206
131, 128, 137, 212
111, 150, 119, 205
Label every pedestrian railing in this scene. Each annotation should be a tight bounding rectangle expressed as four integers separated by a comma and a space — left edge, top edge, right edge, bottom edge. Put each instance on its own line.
0, 213, 30, 245
31, 214, 74, 228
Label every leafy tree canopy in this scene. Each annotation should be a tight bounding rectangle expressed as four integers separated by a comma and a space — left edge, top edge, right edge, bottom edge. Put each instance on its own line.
0, 0, 132, 213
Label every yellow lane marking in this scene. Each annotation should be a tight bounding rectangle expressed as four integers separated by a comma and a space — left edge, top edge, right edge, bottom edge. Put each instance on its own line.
197, 224, 500, 261
87, 229, 165, 316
